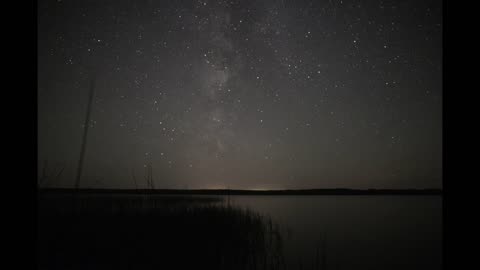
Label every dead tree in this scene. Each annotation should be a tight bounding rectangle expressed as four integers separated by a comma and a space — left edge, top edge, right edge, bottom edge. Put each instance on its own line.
74, 76, 96, 190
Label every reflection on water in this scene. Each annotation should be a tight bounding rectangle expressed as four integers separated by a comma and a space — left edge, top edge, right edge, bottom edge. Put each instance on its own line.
229, 195, 442, 270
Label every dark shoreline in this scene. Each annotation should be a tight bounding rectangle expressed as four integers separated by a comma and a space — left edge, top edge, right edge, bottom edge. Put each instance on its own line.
38, 188, 442, 196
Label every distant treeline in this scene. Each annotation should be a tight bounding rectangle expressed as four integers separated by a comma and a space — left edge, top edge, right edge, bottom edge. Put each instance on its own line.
38, 188, 442, 195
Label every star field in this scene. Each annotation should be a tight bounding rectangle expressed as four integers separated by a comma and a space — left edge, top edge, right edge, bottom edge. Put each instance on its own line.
38, 0, 442, 189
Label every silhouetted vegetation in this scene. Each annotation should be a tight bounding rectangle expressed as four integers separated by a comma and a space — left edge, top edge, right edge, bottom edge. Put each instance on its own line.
38, 193, 285, 270
37, 161, 65, 188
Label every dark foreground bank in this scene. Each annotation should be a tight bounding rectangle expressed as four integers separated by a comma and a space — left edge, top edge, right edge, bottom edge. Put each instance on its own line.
38, 194, 285, 270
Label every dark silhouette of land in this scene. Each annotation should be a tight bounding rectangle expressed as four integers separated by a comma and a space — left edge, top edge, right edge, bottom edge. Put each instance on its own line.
38, 192, 285, 270
39, 187, 442, 196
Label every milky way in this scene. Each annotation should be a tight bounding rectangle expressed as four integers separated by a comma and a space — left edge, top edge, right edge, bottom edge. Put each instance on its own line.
38, 0, 442, 189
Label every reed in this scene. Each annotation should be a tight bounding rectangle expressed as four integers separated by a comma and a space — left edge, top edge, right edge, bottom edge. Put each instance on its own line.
38, 193, 286, 270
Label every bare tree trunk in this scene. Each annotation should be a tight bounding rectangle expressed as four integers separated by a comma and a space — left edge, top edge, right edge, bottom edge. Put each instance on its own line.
74, 77, 95, 190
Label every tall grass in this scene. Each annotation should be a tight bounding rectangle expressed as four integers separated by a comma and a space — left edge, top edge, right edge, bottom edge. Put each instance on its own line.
38, 193, 286, 270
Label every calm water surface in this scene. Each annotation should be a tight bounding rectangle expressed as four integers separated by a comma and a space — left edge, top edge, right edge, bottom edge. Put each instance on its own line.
228, 195, 442, 270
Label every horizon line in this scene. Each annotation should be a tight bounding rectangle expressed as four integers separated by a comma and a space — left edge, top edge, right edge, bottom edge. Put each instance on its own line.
38, 187, 443, 195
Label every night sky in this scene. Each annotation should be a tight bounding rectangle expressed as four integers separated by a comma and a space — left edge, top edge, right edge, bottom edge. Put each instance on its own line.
38, 0, 442, 190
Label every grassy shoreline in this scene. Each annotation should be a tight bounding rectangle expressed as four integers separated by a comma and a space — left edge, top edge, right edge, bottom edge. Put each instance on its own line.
38, 194, 286, 270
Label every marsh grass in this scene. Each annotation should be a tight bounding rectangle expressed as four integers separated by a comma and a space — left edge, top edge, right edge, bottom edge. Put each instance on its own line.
38, 193, 286, 270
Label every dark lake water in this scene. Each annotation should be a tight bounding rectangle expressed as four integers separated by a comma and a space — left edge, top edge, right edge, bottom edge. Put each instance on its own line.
227, 195, 442, 270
